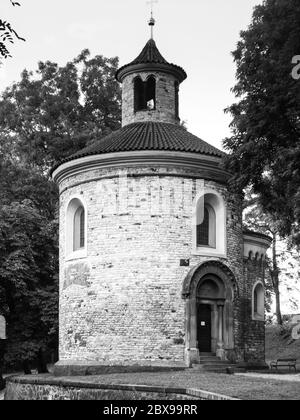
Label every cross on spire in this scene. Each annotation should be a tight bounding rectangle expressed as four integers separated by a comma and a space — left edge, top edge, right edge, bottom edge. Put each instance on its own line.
146, 0, 158, 39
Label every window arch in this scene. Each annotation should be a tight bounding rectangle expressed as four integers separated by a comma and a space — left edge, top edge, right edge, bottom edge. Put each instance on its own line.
252, 282, 264, 321
193, 190, 226, 256
134, 75, 156, 111
66, 197, 87, 258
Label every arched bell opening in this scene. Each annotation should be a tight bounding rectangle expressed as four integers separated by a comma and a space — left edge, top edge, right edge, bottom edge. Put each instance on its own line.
133, 75, 156, 112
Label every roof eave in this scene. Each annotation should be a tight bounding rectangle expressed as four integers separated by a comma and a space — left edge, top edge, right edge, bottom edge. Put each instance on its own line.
116, 62, 187, 83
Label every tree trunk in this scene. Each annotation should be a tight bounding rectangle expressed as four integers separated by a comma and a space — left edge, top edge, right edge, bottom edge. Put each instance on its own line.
272, 234, 283, 325
0, 340, 5, 391
37, 348, 48, 374
22, 360, 31, 375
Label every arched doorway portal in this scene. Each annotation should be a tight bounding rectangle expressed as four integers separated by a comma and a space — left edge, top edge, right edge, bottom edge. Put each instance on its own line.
197, 275, 225, 354
182, 261, 237, 366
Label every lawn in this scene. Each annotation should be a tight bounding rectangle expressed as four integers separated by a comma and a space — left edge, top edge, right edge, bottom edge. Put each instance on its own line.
266, 325, 300, 362
28, 369, 300, 400
3, 325, 300, 400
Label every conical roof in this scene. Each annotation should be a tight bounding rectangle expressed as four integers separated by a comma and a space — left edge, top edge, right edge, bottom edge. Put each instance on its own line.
116, 39, 187, 83
128, 38, 169, 65
51, 122, 224, 174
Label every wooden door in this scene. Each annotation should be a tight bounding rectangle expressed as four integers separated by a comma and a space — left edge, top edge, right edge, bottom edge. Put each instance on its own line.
197, 304, 212, 352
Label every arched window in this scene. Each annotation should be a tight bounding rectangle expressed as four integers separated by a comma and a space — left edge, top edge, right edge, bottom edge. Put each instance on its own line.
66, 197, 87, 258
197, 207, 209, 246
252, 282, 264, 321
134, 77, 144, 112
196, 204, 216, 248
134, 76, 156, 111
145, 76, 156, 110
73, 206, 85, 251
193, 191, 226, 256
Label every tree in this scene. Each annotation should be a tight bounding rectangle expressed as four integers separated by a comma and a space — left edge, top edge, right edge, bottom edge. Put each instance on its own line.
0, 1, 25, 59
224, 0, 300, 248
0, 199, 58, 371
0, 50, 121, 170
243, 188, 297, 325
0, 50, 121, 372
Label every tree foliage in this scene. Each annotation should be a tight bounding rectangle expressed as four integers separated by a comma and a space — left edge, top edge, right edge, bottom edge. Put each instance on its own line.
243, 188, 282, 324
0, 50, 121, 370
0, 199, 58, 367
224, 0, 300, 247
0, 1, 25, 59
0, 49, 121, 170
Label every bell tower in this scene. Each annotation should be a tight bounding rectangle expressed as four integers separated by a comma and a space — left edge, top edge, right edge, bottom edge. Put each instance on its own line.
116, 16, 187, 127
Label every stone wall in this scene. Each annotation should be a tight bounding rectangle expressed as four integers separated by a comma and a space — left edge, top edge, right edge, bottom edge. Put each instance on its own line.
242, 259, 266, 365
5, 376, 237, 400
121, 71, 180, 126
58, 165, 245, 366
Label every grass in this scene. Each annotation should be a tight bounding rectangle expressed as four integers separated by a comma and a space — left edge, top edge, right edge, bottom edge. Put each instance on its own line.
19, 370, 300, 400
2, 325, 300, 400
266, 325, 300, 362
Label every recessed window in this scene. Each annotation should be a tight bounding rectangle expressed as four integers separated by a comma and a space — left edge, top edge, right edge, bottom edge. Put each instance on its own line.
197, 205, 216, 247
134, 76, 156, 111
174, 81, 179, 119
66, 197, 87, 258
73, 206, 85, 251
193, 191, 226, 256
253, 282, 264, 321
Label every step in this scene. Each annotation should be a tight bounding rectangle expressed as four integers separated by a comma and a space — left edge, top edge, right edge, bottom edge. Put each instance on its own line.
201, 365, 246, 374
200, 361, 235, 366
200, 353, 216, 356
193, 362, 233, 369
199, 357, 221, 363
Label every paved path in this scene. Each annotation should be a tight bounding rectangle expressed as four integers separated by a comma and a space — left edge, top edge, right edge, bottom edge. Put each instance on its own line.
236, 372, 300, 382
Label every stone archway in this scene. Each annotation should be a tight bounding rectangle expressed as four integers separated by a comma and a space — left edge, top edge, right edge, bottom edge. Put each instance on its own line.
182, 261, 238, 366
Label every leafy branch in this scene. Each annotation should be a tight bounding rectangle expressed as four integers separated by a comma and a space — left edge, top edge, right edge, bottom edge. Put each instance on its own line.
0, 0, 25, 59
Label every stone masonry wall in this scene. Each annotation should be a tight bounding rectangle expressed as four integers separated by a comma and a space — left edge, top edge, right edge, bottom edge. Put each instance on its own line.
122, 71, 180, 126
58, 165, 245, 366
242, 259, 266, 365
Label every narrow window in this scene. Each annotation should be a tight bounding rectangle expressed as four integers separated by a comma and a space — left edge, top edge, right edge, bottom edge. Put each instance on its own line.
134, 77, 145, 112
145, 76, 156, 110
197, 207, 209, 246
196, 203, 216, 248
253, 283, 264, 320
74, 206, 85, 251
254, 289, 258, 314
174, 81, 179, 119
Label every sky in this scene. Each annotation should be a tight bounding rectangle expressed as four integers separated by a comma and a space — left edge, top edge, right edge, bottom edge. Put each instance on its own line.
0, 0, 263, 150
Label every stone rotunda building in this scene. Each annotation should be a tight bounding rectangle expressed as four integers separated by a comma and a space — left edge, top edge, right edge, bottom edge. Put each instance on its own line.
52, 35, 271, 375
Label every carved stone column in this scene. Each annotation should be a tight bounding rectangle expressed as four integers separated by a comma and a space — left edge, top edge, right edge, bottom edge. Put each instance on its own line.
189, 297, 200, 364
216, 303, 225, 360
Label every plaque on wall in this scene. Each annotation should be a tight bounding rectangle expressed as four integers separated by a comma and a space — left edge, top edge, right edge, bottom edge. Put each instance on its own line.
0, 316, 6, 340
180, 259, 190, 267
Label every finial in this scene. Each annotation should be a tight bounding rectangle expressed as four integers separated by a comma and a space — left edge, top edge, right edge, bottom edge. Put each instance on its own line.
147, 0, 158, 39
